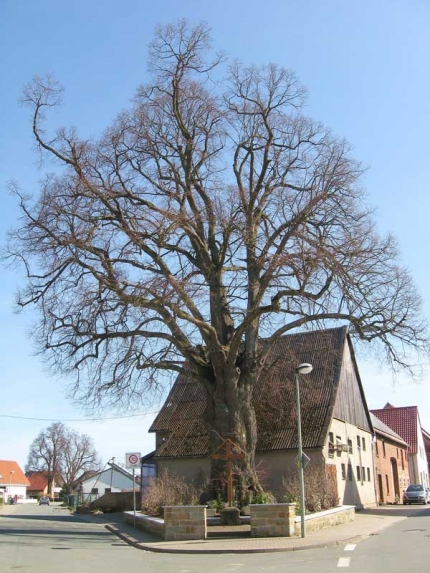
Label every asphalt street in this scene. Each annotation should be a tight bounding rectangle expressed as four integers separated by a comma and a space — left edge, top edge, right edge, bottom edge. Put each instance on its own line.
1, 503, 430, 572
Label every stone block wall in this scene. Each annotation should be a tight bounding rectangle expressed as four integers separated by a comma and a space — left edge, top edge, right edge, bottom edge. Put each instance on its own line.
250, 503, 296, 537
163, 505, 207, 541
294, 505, 355, 534
124, 512, 164, 538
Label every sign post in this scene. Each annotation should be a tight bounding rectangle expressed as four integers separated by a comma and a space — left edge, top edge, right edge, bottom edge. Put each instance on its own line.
125, 452, 141, 528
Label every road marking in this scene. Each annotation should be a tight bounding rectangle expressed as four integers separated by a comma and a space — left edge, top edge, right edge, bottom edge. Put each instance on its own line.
344, 544, 356, 551
338, 557, 351, 567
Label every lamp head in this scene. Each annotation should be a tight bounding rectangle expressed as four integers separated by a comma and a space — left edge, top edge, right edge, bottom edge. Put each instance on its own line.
296, 363, 313, 375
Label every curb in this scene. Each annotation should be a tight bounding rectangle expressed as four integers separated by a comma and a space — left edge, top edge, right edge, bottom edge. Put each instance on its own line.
104, 524, 371, 554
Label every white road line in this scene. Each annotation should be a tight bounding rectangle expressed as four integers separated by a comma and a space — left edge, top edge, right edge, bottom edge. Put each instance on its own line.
344, 544, 356, 551
338, 557, 351, 567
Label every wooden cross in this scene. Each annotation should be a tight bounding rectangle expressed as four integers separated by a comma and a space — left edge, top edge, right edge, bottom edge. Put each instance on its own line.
210, 438, 246, 507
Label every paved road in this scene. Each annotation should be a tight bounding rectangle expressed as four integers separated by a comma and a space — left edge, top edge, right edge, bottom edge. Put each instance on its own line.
1, 503, 430, 572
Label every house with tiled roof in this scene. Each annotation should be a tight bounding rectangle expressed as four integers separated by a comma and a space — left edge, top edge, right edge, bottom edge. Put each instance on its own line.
149, 326, 377, 508
370, 413, 410, 504
371, 404, 429, 488
26, 471, 64, 499
0, 460, 30, 502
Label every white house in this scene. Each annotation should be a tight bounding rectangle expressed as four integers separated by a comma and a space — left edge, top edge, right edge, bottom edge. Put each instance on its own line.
0, 460, 30, 502
78, 461, 137, 499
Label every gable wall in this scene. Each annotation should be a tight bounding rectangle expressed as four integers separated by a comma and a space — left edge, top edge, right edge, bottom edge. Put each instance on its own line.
333, 342, 371, 432
81, 468, 135, 494
324, 418, 376, 508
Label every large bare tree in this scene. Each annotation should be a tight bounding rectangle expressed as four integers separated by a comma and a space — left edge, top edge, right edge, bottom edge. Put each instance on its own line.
26, 423, 99, 495
9, 21, 428, 490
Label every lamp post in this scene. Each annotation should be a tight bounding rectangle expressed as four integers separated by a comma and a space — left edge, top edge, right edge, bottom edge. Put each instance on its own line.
295, 363, 313, 538
9, 471, 15, 500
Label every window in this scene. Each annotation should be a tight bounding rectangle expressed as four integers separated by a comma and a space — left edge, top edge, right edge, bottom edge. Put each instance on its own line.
336, 436, 342, 457
347, 439, 353, 454
341, 463, 346, 480
385, 475, 389, 494
91, 488, 98, 494
328, 432, 335, 458
376, 441, 379, 456
357, 436, 361, 449
362, 467, 366, 481
382, 441, 386, 457
356, 466, 361, 480
367, 468, 371, 482
401, 450, 404, 470
362, 437, 366, 451
104, 488, 111, 494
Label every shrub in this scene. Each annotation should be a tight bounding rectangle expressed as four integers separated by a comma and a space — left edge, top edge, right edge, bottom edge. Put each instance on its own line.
251, 491, 276, 505
207, 497, 226, 512
278, 462, 339, 514
141, 469, 206, 516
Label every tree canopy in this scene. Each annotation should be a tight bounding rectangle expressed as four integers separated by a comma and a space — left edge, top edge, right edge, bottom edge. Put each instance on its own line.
27, 422, 100, 494
7, 20, 429, 488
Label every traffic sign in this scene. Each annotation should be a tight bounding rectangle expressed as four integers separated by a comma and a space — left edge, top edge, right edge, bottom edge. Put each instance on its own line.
294, 453, 310, 469
125, 452, 141, 468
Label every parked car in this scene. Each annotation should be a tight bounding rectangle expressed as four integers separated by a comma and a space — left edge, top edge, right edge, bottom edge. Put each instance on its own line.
402, 484, 430, 505
39, 496, 50, 506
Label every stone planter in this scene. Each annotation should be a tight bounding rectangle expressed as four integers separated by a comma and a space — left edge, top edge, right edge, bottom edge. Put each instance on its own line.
220, 507, 241, 525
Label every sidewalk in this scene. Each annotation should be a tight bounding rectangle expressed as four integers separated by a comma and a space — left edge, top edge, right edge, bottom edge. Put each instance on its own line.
81, 506, 412, 554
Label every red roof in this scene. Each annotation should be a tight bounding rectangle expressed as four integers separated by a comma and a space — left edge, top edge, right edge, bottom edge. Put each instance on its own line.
371, 404, 419, 453
0, 460, 30, 487
26, 471, 49, 491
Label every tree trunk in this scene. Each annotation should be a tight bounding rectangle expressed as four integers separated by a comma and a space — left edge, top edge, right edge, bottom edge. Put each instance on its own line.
204, 370, 263, 504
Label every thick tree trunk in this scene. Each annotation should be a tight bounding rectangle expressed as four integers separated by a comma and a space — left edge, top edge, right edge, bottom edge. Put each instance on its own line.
204, 370, 263, 504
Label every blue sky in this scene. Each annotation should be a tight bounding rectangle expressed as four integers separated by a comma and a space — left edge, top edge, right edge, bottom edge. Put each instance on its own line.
2, 0, 430, 472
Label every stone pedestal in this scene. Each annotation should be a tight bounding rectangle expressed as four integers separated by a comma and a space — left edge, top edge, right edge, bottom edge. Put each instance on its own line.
163, 505, 207, 541
250, 503, 297, 537
220, 506, 241, 525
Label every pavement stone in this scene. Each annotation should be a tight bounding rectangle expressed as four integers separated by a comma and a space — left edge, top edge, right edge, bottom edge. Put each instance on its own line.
78, 506, 413, 554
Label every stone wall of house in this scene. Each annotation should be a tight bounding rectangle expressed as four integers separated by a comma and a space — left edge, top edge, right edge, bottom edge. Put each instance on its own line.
373, 438, 409, 504
250, 503, 296, 537
163, 505, 207, 541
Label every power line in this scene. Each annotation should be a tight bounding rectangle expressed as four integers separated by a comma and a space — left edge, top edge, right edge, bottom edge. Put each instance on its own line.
0, 412, 158, 422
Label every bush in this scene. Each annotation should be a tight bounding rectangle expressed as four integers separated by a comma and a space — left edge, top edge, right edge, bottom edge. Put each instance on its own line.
141, 470, 206, 516
278, 463, 339, 514
251, 491, 276, 505
207, 497, 226, 512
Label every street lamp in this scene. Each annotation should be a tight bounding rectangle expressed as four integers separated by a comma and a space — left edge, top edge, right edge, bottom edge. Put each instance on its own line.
295, 363, 313, 538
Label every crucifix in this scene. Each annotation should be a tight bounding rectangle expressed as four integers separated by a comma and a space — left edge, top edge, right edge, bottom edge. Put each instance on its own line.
210, 438, 246, 507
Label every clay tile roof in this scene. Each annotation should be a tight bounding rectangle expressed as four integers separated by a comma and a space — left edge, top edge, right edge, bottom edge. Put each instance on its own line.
371, 405, 419, 453
0, 460, 30, 487
150, 326, 349, 458
26, 471, 49, 490
369, 413, 408, 447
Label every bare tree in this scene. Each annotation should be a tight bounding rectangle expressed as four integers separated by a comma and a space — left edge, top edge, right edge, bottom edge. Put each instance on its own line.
26, 422, 66, 497
61, 429, 100, 494
8, 20, 428, 490
26, 423, 99, 495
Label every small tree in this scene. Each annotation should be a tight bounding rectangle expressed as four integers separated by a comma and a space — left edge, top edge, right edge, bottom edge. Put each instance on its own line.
8, 20, 429, 492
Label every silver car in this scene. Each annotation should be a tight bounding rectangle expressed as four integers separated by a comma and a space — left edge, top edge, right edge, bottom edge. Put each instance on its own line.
403, 484, 430, 505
